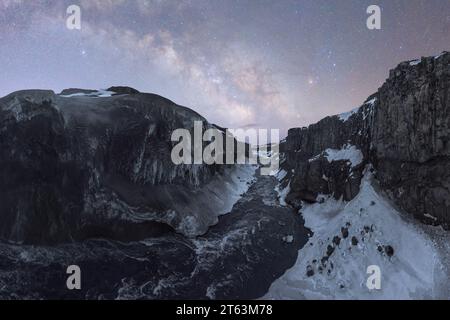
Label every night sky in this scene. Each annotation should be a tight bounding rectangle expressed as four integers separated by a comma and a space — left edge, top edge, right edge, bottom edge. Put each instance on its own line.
1, 0, 449, 136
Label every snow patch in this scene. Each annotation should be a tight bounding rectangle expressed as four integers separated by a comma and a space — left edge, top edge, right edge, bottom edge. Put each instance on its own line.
424, 213, 438, 221
214, 165, 257, 216
275, 169, 287, 181
59, 89, 117, 98
325, 145, 363, 167
365, 97, 377, 106
264, 169, 446, 300
309, 144, 363, 168
338, 98, 377, 122
282, 235, 294, 243
409, 59, 422, 66
275, 181, 291, 207
434, 52, 445, 60
338, 107, 359, 122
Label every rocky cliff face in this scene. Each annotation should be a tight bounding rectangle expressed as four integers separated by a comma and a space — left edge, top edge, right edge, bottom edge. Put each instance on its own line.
371, 53, 450, 228
280, 52, 450, 228
0, 88, 250, 244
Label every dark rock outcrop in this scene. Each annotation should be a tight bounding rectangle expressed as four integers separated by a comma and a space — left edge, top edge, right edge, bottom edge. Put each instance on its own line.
59, 88, 98, 96
107, 86, 140, 95
281, 51, 450, 228
0, 89, 247, 244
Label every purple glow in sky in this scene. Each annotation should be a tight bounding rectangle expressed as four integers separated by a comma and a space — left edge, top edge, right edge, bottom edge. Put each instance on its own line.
0, 0, 449, 137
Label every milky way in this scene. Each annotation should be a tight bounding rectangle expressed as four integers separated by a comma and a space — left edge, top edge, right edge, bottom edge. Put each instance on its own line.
0, 0, 449, 136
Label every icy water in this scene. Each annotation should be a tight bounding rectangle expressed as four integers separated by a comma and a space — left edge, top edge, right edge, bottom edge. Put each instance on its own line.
0, 172, 309, 299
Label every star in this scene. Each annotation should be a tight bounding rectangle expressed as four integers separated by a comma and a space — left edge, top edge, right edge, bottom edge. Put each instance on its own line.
0, 0, 448, 139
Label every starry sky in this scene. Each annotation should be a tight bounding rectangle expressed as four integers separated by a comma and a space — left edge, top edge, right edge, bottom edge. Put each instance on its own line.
1, 0, 449, 137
